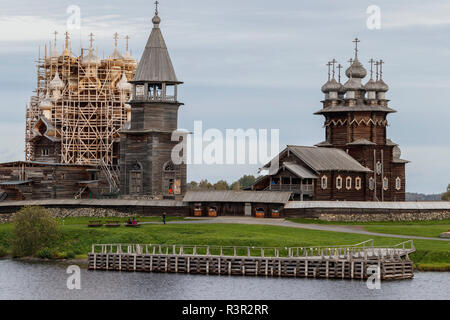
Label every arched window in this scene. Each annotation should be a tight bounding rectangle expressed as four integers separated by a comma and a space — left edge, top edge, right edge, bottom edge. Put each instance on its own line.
321, 176, 327, 189
163, 161, 176, 195
129, 162, 143, 194
383, 177, 389, 191
336, 176, 343, 190
355, 177, 362, 190
395, 177, 402, 190
369, 177, 375, 190
346, 177, 352, 190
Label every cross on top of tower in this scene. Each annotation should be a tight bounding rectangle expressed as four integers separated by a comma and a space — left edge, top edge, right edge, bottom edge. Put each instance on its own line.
353, 37, 360, 59
113, 32, 119, 47
53, 31, 58, 47
379, 59, 385, 79
368, 58, 375, 79
337, 64, 343, 83
331, 59, 337, 79
155, 0, 159, 15
89, 33, 95, 48
125, 35, 130, 51
326, 61, 332, 81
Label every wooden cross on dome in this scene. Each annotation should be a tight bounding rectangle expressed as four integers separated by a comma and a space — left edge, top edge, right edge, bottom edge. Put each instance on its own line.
53, 31, 58, 47
326, 61, 332, 81
331, 58, 337, 79
379, 59, 385, 79
113, 32, 119, 47
125, 35, 130, 52
368, 58, 375, 79
155, 0, 159, 15
337, 64, 343, 83
89, 33, 95, 48
353, 37, 360, 58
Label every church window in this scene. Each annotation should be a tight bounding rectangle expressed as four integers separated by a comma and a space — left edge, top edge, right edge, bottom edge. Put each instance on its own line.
369, 177, 375, 190
346, 177, 352, 190
130, 162, 143, 194
383, 177, 389, 190
163, 161, 176, 195
336, 176, 342, 190
395, 177, 401, 190
42, 148, 49, 156
321, 176, 327, 189
376, 162, 382, 175
355, 177, 362, 190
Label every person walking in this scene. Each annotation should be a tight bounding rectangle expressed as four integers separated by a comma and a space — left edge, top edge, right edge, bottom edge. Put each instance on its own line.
162, 212, 166, 225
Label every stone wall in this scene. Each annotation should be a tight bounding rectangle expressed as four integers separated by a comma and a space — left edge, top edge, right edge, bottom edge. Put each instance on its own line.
316, 211, 450, 222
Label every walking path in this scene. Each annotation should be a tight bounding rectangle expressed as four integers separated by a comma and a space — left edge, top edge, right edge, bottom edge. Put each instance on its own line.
149, 217, 450, 242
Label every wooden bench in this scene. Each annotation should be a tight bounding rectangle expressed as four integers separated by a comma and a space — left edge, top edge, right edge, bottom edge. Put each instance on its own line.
125, 221, 141, 228
105, 221, 121, 228
88, 220, 103, 228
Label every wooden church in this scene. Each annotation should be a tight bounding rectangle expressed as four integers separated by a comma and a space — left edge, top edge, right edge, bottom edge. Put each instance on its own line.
252, 39, 408, 202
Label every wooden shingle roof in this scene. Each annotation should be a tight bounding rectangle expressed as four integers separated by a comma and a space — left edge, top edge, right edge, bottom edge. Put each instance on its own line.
287, 146, 372, 173
183, 191, 292, 204
132, 14, 180, 84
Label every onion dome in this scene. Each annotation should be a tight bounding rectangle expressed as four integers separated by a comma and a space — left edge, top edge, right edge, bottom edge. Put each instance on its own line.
345, 58, 367, 79
343, 77, 362, 91
83, 48, 100, 66
39, 92, 53, 110
364, 78, 378, 91
49, 71, 64, 90
117, 73, 132, 91
375, 79, 389, 92
321, 78, 342, 93
393, 146, 402, 160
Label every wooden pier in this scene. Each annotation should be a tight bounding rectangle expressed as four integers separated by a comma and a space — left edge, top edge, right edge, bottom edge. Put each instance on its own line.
88, 240, 415, 280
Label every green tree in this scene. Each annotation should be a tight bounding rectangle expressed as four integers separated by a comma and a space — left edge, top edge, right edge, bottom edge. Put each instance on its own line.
198, 179, 213, 190
442, 184, 450, 201
238, 175, 256, 189
213, 180, 229, 190
11, 206, 60, 257
230, 182, 240, 190
187, 181, 199, 190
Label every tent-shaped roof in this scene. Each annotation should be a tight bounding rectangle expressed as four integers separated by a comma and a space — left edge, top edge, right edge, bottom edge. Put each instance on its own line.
132, 13, 180, 84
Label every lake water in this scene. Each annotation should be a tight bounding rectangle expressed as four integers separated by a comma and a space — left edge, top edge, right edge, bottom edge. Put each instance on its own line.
0, 259, 448, 300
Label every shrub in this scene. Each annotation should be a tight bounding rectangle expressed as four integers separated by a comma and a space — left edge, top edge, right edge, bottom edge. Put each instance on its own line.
36, 247, 57, 259
65, 251, 76, 259
11, 206, 61, 257
0, 245, 7, 258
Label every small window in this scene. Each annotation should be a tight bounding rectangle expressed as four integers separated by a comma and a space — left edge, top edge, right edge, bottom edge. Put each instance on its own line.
376, 162, 382, 175
321, 176, 327, 189
395, 177, 401, 190
292, 178, 301, 185
355, 177, 362, 190
369, 177, 375, 190
383, 177, 389, 191
135, 85, 145, 97
282, 177, 290, 184
336, 176, 342, 190
346, 177, 352, 190
42, 148, 49, 156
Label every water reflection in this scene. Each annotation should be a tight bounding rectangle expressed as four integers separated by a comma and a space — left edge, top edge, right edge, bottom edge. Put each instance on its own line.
0, 259, 448, 300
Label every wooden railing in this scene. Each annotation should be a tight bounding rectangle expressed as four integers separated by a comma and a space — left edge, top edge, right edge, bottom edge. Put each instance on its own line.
90, 239, 415, 259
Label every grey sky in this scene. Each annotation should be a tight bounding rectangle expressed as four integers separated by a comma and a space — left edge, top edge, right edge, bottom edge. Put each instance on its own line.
0, 0, 449, 193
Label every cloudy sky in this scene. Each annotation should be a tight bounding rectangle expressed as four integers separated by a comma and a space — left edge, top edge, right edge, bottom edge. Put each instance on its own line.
0, 0, 449, 193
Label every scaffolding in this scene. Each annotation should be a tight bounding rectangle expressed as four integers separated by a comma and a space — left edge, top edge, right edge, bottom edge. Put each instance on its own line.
25, 32, 137, 167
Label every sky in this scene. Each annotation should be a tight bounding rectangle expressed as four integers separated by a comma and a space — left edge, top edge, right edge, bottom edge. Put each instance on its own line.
0, 0, 449, 194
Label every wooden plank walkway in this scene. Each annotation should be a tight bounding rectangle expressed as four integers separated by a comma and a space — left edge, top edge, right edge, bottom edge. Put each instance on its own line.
88, 240, 415, 280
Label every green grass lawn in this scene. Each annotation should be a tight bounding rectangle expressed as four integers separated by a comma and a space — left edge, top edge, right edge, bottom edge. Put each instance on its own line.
0, 221, 448, 270
287, 217, 450, 238
363, 225, 450, 238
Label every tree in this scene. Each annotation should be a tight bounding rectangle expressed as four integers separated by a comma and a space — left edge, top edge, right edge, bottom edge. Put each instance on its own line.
198, 179, 213, 190
11, 206, 60, 257
442, 184, 450, 201
187, 181, 199, 191
230, 182, 240, 190
237, 175, 256, 189
214, 180, 229, 190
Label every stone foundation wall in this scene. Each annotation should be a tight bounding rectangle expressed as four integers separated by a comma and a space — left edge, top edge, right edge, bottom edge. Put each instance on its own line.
317, 211, 450, 222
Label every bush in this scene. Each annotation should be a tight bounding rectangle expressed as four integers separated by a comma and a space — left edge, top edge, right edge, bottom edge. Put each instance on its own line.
36, 247, 57, 259
0, 245, 7, 258
11, 206, 61, 257
65, 251, 76, 259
